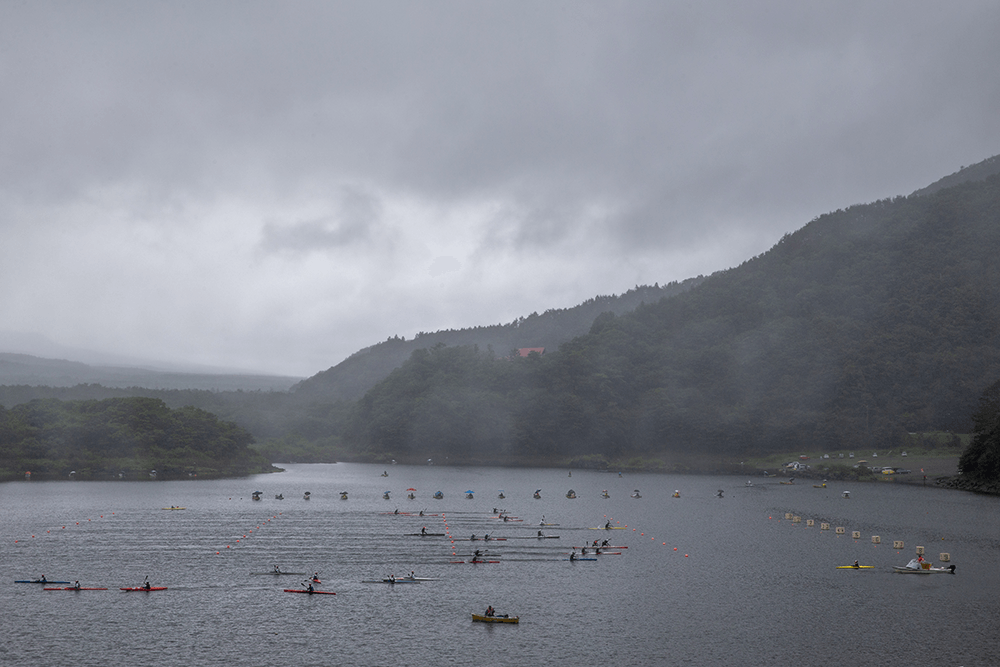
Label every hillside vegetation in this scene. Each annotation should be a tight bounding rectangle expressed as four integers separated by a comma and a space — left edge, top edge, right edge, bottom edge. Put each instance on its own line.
0, 397, 274, 481
345, 166, 1000, 465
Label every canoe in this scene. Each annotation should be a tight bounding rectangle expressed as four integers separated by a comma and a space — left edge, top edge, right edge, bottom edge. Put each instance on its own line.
284, 589, 336, 594
250, 571, 306, 575
361, 579, 420, 584
892, 565, 956, 574
472, 614, 519, 624
120, 587, 168, 591
44, 587, 108, 590
836, 565, 874, 569
16, 580, 71, 584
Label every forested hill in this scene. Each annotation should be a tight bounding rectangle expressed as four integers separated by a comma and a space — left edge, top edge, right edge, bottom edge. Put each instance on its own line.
346, 162, 1000, 463
291, 280, 705, 402
0, 397, 274, 481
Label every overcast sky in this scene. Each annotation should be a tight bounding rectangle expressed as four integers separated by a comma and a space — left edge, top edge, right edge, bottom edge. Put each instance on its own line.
2, 1, 998, 377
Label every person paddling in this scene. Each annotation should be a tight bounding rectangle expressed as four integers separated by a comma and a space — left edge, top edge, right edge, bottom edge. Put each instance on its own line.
73, 581, 81, 590
421, 526, 427, 535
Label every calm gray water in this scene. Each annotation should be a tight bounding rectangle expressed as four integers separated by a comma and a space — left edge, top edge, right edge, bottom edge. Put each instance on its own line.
2, 463, 998, 666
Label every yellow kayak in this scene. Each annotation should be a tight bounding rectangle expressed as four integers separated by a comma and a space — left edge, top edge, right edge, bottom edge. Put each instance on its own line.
472, 614, 519, 624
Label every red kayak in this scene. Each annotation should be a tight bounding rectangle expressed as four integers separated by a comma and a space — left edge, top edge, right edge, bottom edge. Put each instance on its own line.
283, 589, 336, 595
120, 587, 168, 591
44, 587, 108, 591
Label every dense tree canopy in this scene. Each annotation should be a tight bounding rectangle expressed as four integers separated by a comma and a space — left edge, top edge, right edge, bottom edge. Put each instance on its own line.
0, 397, 273, 480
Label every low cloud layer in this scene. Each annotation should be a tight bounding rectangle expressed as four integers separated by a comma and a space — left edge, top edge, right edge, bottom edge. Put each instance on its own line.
2, 2, 998, 376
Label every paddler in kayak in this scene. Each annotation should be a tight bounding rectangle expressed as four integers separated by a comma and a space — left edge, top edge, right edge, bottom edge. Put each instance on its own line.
143, 581, 151, 591
484, 605, 494, 617
421, 526, 427, 535
601, 539, 610, 547
853, 560, 860, 569
472, 549, 482, 563
538, 530, 544, 537
312, 573, 321, 583
418, 510, 424, 517
273, 565, 282, 573
306, 582, 314, 592
569, 551, 577, 561
605, 520, 611, 529
73, 581, 81, 590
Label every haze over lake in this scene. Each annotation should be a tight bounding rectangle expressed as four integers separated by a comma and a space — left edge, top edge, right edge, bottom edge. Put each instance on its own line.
3, 464, 997, 666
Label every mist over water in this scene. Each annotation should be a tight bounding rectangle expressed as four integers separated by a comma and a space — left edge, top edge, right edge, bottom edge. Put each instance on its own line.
3, 464, 997, 666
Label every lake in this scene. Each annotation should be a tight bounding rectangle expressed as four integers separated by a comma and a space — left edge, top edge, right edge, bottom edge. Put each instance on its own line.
2, 463, 998, 666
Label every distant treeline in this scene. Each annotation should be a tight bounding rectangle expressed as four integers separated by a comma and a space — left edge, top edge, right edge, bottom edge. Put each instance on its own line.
0, 396, 275, 480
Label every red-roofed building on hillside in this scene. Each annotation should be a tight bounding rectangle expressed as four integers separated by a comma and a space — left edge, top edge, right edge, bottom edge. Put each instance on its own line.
517, 348, 545, 357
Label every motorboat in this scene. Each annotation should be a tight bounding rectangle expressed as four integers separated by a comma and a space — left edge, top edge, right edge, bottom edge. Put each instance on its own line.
893, 558, 955, 574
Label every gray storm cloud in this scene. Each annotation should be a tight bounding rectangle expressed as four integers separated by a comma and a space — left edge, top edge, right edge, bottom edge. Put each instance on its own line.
1, 1, 998, 375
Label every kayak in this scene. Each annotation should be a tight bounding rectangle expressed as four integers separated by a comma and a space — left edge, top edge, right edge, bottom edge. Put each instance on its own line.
573, 546, 627, 549
121, 587, 168, 591
472, 614, 519, 624
563, 558, 597, 561
589, 526, 626, 530
396, 576, 437, 581
44, 587, 108, 591
405, 533, 445, 537
284, 589, 336, 594
250, 571, 306, 575
469, 537, 507, 541
161, 507, 186, 510
836, 565, 875, 569
361, 579, 420, 584
16, 580, 71, 584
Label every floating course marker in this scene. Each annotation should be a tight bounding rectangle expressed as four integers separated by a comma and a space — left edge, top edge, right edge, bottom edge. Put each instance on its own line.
872, 535, 881, 544
893, 540, 904, 549
852, 531, 861, 539
821, 523, 830, 530
836, 527, 845, 534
